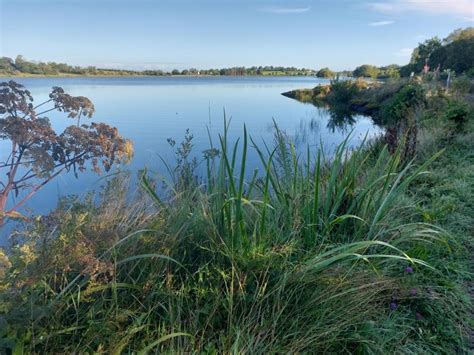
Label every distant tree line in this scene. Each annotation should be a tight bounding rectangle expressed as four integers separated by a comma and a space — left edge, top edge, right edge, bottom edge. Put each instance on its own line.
170, 66, 317, 76
0, 57, 317, 77
0, 55, 141, 76
315, 65, 401, 80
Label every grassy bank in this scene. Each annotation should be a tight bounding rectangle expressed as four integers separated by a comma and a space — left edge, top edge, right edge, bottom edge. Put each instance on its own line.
0, 80, 472, 353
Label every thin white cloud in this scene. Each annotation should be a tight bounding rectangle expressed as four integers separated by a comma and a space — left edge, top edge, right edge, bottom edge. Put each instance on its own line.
394, 48, 414, 57
369, 2, 398, 13
258, 6, 311, 14
369, 20, 395, 26
368, 0, 474, 19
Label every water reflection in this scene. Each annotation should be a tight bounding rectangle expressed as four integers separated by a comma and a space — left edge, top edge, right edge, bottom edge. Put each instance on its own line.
325, 105, 358, 133
292, 103, 375, 150
294, 118, 321, 147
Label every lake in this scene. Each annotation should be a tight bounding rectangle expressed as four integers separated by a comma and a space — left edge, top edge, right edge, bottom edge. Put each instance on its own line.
0, 76, 382, 222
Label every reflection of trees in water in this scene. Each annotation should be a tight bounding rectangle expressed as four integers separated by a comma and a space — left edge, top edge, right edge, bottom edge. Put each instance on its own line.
293, 105, 359, 146
325, 104, 357, 133
265, 104, 375, 156
301, 101, 361, 134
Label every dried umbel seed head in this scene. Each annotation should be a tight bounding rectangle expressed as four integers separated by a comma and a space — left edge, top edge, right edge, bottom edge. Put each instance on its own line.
49, 86, 95, 119
0, 81, 132, 222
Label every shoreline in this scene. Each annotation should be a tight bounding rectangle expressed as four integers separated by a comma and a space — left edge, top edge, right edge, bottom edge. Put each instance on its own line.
0, 73, 320, 79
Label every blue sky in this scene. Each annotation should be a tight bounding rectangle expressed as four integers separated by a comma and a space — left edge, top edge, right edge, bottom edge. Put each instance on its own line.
1, 0, 472, 70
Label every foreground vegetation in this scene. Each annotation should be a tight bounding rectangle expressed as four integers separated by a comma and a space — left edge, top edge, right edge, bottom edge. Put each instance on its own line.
0, 74, 472, 352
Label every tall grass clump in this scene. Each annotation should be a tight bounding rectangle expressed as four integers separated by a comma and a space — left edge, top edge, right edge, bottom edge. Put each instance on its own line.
0, 119, 469, 353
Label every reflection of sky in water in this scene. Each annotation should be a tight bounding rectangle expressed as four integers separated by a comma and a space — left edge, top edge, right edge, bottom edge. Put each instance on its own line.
0, 76, 382, 241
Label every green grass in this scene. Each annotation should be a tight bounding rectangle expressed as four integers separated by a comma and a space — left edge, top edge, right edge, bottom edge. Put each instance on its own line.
0, 87, 472, 353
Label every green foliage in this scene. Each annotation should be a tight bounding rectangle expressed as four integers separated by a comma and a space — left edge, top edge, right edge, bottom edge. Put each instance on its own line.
353, 64, 379, 79
0, 56, 317, 77
0, 57, 14, 73
312, 84, 330, 97
326, 78, 363, 105
400, 63, 416, 77
292, 88, 315, 102
443, 100, 471, 130
381, 83, 425, 125
0, 249, 11, 279
451, 75, 473, 94
377, 65, 401, 79
346, 65, 401, 80
3, 55, 139, 76
166, 129, 199, 189
409, 37, 443, 72
406, 27, 474, 76
316, 67, 335, 78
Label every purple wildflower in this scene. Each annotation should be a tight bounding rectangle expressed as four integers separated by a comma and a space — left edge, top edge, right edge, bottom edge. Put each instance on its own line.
390, 302, 398, 311
409, 288, 418, 297
415, 312, 423, 320
404, 266, 414, 274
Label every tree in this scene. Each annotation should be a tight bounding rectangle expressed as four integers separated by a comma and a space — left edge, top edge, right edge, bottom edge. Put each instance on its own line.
353, 65, 379, 79
0, 81, 133, 223
444, 27, 474, 44
407, 28, 474, 75
378, 65, 400, 79
0, 57, 14, 72
440, 28, 474, 74
316, 67, 335, 78
409, 37, 443, 72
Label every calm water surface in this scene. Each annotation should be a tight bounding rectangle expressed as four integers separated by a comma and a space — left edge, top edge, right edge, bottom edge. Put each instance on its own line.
0, 76, 381, 222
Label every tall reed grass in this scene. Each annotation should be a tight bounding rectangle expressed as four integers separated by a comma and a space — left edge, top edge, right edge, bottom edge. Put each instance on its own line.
0, 120, 467, 353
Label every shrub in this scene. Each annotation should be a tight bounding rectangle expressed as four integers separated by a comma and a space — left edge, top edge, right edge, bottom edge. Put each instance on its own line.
0, 250, 11, 280
316, 67, 335, 78
381, 83, 425, 125
313, 84, 331, 97
327, 79, 361, 106
353, 64, 379, 79
444, 100, 471, 130
451, 75, 473, 94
